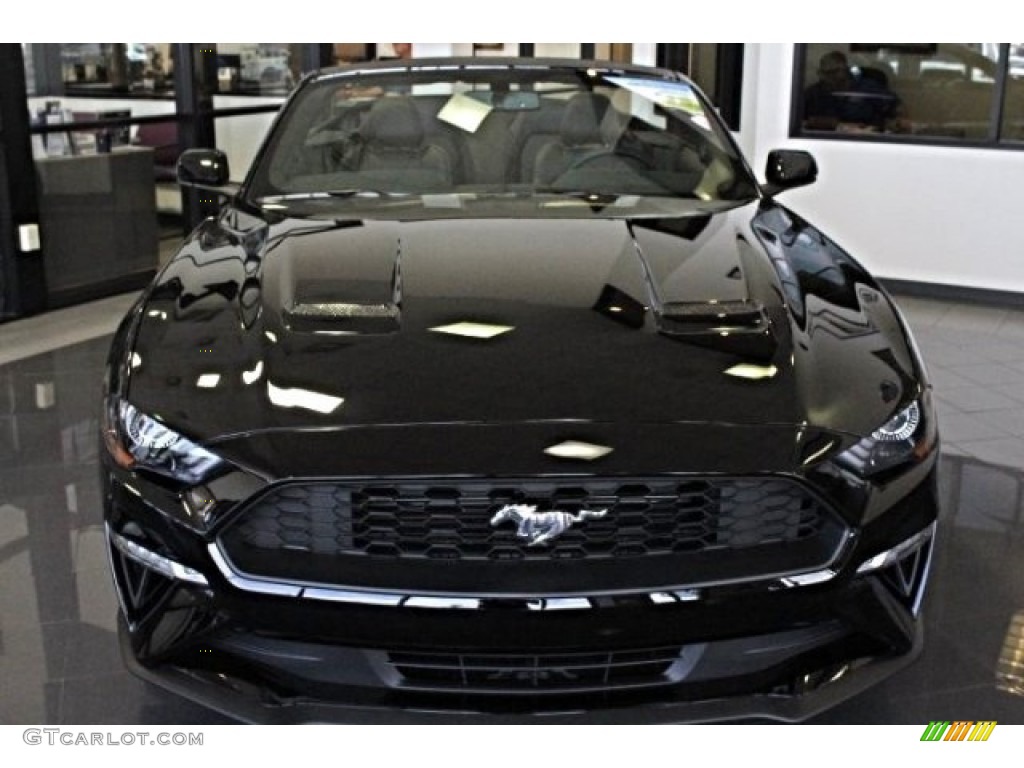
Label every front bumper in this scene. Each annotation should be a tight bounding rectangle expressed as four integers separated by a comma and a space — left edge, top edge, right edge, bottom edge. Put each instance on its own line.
119, 614, 925, 724
107, 531, 935, 723
102, 459, 939, 724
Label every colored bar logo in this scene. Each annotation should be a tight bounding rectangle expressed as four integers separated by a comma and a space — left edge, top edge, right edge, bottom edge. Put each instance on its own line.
921, 721, 997, 741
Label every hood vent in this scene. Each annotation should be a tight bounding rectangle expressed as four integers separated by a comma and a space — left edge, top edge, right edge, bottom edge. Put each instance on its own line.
659, 300, 765, 335
657, 300, 776, 361
284, 301, 401, 334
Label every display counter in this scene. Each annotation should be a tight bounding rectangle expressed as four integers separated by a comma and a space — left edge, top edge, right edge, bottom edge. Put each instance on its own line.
36, 146, 158, 306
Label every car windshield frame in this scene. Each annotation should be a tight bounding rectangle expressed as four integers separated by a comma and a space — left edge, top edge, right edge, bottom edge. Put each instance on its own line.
242, 59, 761, 217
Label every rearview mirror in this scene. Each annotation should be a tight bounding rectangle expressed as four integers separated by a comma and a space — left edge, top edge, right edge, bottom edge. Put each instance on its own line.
466, 91, 540, 111
763, 149, 818, 196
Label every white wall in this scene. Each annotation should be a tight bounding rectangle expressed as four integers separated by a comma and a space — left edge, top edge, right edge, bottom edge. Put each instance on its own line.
535, 44, 580, 58
212, 95, 284, 181
632, 44, 656, 67
739, 44, 1024, 293
414, 44, 457, 58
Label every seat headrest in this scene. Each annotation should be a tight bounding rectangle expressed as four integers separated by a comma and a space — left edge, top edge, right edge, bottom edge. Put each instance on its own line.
560, 93, 610, 147
363, 97, 424, 148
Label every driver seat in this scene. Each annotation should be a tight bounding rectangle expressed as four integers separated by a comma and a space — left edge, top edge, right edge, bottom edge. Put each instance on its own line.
532, 93, 611, 186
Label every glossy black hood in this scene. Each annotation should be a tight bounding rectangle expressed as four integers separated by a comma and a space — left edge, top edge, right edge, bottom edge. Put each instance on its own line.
124, 201, 921, 458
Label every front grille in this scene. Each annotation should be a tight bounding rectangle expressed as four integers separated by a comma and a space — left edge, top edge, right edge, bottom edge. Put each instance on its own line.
223, 477, 830, 562
216, 477, 847, 595
386, 646, 688, 694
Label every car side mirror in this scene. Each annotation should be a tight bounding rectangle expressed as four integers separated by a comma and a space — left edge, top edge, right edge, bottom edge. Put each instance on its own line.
177, 148, 231, 189
762, 149, 818, 197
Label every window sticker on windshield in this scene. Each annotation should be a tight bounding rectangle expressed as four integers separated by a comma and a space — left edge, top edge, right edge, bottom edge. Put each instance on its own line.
605, 76, 704, 116
438, 92, 493, 133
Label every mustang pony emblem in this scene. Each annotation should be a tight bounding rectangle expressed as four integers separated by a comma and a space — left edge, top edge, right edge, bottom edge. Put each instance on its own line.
490, 504, 608, 546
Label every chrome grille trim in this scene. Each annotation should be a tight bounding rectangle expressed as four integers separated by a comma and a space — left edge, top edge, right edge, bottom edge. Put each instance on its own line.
110, 527, 209, 586
208, 541, 847, 609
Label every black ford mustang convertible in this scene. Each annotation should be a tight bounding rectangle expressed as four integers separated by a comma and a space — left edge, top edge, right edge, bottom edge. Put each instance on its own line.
100, 58, 939, 723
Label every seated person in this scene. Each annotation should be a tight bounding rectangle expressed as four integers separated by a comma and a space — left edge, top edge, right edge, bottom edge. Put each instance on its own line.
803, 51, 901, 132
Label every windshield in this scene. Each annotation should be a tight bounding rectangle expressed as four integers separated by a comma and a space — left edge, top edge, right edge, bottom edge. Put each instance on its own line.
245, 62, 759, 217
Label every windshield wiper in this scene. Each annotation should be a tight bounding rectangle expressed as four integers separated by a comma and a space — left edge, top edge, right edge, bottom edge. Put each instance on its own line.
259, 189, 391, 203
534, 187, 698, 202
532, 188, 624, 202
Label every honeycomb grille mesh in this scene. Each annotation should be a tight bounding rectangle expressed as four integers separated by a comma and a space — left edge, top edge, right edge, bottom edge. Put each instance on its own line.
221, 477, 831, 563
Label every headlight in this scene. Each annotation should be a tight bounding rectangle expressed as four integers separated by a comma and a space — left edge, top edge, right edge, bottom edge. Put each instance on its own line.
103, 398, 225, 485
872, 401, 920, 442
836, 400, 923, 476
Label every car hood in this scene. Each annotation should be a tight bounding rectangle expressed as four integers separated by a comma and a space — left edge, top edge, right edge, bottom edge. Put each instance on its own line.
126, 201, 921, 457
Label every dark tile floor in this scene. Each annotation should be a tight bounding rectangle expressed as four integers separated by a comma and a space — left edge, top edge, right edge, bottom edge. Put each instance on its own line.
0, 293, 1021, 724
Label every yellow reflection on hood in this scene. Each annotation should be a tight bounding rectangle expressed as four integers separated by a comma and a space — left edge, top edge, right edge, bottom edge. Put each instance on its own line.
544, 440, 613, 461
724, 363, 778, 380
429, 322, 514, 340
267, 382, 344, 414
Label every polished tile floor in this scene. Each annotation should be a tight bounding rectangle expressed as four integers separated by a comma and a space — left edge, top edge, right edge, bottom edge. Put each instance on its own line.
0, 291, 1021, 723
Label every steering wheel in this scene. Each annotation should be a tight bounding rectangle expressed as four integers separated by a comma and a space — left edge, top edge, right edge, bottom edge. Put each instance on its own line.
566, 147, 653, 174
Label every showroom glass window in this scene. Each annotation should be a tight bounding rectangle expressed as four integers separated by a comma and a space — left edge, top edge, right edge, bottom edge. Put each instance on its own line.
1002, 43, 1024, 142
213, 44, 303, 96
60, 44, 174, 95
793, 43, 1022, 146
